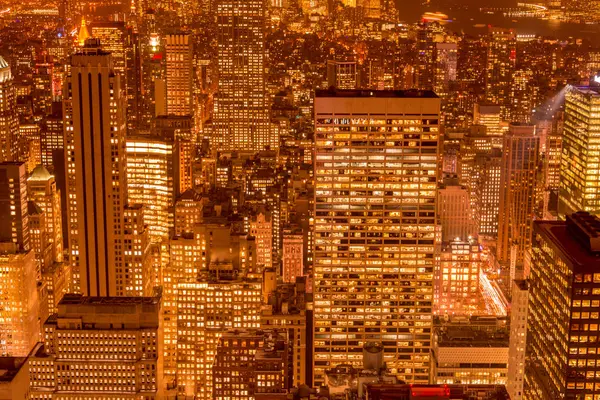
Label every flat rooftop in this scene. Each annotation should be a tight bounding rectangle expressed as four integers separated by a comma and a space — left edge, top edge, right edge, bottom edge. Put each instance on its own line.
535, 219, 600, 273
315, 88, 439, 99
572, 85, 600, 96
365, 384, 510, 400
437, 326, 509, 348
60, 294, 160, 306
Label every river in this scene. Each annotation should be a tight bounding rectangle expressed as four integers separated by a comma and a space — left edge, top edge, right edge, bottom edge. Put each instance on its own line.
398, 0, 600, 41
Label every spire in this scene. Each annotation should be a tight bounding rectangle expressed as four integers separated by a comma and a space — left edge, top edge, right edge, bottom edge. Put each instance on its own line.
78, 16, 90, 47
0, 56, 11, 83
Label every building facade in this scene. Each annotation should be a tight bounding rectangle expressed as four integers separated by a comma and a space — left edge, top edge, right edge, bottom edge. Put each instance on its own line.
559, 86, 600, 216
525, 213, 600, 399
313, 88, 440, 384
29, 293, 163, 399
212, 0, 270, 152
64, 38, 127, 296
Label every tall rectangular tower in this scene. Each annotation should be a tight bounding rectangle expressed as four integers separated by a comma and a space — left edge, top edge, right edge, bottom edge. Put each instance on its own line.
0, 57, 18, 162
497, 123, 539, 274
64, 38, 127, 296
90, 22, 141, 131
559, 86, 600, 216
212, 0, 270, 152
525, 213, 600, 399
0, 162, 29, 252
165, 33, 193, 117
485, 27, 516, 115
313, 88, 441, 384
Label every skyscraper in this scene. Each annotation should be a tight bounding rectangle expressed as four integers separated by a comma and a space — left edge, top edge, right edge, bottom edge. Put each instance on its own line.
327, 60, 359, 89
27, 165, 63, 264
64, 38, 127, 296
497, 124, 539, 276
212, 0, 270, 152
438, 178, 473, 242
41, 107, 65, 173
165, 33, 193, 117
313, 88, 440, 384
559, 86, 600, 216
416, 23, 436, 91
90, 22, 141, 131
509, 68, 536, 123
32, 53, 55, 117
125, 134, 176, 243
0, 162, 29, 252
474, 149, 502, 238
507, 279, 528, 400
0, 246, 39, 357
434, 42, 458, 99
525, 213, 600, 399
436, 238, 481, 315
0, 57, 17, 162
485, 27, 516, 115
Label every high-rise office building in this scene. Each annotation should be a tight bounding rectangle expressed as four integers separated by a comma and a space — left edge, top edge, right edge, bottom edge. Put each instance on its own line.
436, 238, 481, 315
212, 0, 270, 152
434, 43, 458, 99
559, 86, 600, 216
125, 135, 176, 243
497, 124, 539, 275
28, 293, 163, 398
416, 23, 436, 91
485, 27, 516, 114
32, 53, 55, 117
509, 68, 536, 123
0, 57, 17, 162
525, 213, 600, 399
474, 150, 502, 238
122, 205, 153, 297
155, 115, 194, 196
0, 246, 39, 357
327, 60, 359, 89
0, 162, 29, 252
507, 279, 528, 400
176, 280, 263, 399
313, 88, 440, 384
174, 189, 203, 236
27, 165, 63, 264
249, 211, 273, 271
28, 201, 54, 273
90, 22, 141, 131
438, 178, 473, 242
164, 34, 193, 117
40, 104, 64, 173
282, 228, 304, 283
260, 279, 308, 386
473, 104, 507, 141
64, 38, 127, 296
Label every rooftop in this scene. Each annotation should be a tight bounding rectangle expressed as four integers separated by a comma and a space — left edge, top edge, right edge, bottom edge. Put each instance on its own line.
534, 213, 600, 273
365, 384, 510, 400
28, 164, 53, 181
315, 88, 438, 99
59, 293, 160, 306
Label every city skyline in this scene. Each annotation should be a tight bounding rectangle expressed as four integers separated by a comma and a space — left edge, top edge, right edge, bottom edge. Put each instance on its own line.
0, 0, 598, 399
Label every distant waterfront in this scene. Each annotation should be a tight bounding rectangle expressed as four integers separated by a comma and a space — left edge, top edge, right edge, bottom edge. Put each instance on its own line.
399, 0, 600, 41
